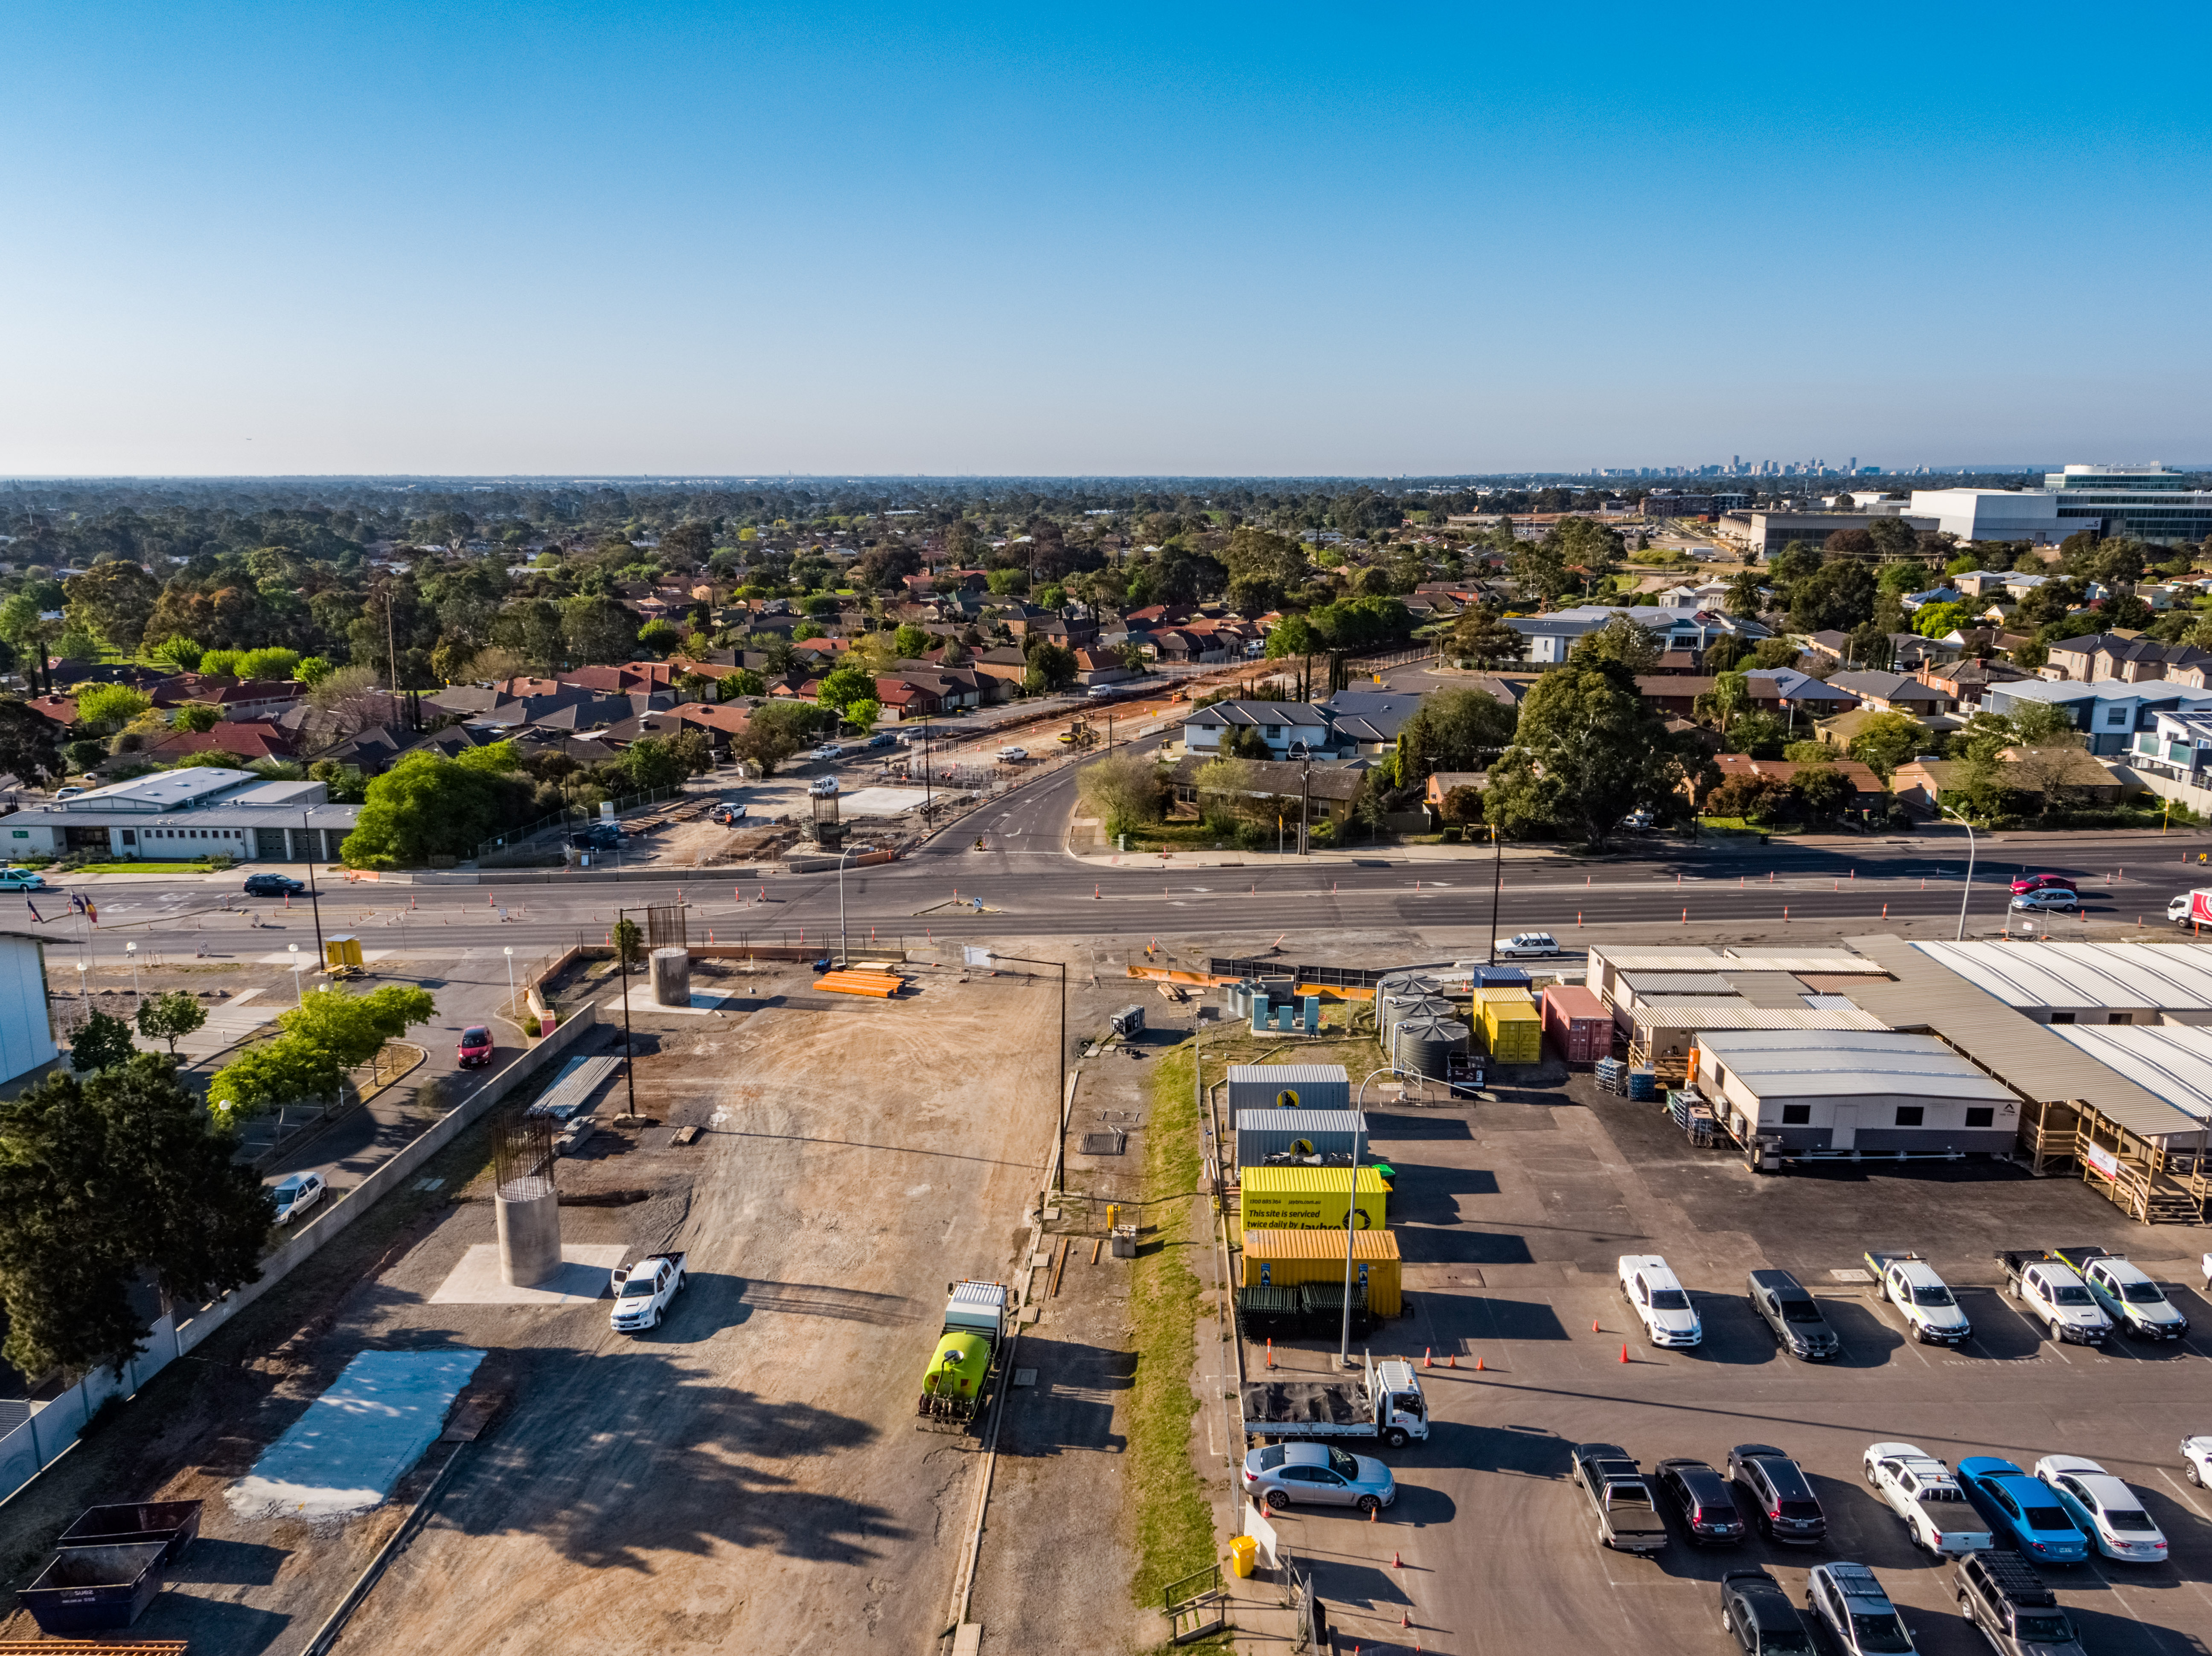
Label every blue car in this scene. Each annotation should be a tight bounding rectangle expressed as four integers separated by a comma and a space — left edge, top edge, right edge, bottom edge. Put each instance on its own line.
1958, 1457, 2090, 1563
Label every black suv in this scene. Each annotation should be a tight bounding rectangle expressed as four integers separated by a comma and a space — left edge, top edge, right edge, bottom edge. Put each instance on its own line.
242, 873, 306, 897
1720, 1569, 1814, 1655
1954, 1552, 2082, 1655
1654, 1458, 1745, 1546
1748, 1268, 1842, 1360
1727, 1444, 1828, 1544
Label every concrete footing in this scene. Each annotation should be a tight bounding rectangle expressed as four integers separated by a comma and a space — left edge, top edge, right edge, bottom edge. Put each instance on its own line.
649, 946, 692, 1007
495, 1185, 562, 1287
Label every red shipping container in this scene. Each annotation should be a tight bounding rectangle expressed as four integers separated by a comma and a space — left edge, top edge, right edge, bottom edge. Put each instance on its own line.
1542, 984, 1612, 1066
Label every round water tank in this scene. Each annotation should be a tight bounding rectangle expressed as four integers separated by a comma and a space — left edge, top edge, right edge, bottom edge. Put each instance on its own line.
1394, 1015, 1471, 1079
1380, 993, 1453, 1049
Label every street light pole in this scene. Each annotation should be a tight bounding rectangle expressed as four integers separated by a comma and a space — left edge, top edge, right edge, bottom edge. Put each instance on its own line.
125, 941, 139, 1008
1942, 806, 1978, 941
614, 905, 637, 1119
1342, 1066, 1396, 1369
838, 845, 853, 967
503, 944, 516, 1019
287, 943, 303, 1005
301, 810, 326, 971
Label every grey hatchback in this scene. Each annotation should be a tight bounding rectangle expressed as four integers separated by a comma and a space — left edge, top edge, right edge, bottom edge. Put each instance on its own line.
1242, 1441, 1397, 1514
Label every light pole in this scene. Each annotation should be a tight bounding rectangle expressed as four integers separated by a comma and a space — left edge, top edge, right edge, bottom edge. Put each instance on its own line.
300, 810, 326, 970
125, 940, 140, 1009
1342, 1066, 1397, 1369
981, 950, 1068, 1192
1486, 823, 1504, 963
837, 845, 854, 967
73, 959, 86, 1014
287, 942, 303, 1005
1941, 805, 1977, 941
503, 944, 516, 1020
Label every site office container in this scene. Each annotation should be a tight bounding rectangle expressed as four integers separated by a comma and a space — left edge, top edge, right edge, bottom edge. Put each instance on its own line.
1476, 987, 1543, 1064
1240, 1226, 1403, 1318
1239, 1165, 1388, 1233
1225, 1063, 1351, 1113
1234, 1108, 1369, 1168
1541, 985, 1612, 1066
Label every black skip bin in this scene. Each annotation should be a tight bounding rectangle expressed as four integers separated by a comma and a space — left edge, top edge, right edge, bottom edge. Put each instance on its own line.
19, 1541, 172, 1634
58, 1499, 203, 1565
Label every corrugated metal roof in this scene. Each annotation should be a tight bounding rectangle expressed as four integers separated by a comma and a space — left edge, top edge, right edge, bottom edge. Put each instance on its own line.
1632, 1002, 1889, 1031
1844, 933, 2201, 1141
1234, 1110, 1368, 1135
1226, 1063, 1352, 1085
1722, 949, 1890, 975
1242, 1227, 1401, 1261
1620, 972, 1739, 994
2047, 1026, 2212, 1128
1240, 1166, 1391, 1193
1913, 940, 2212, 1014
1591, 947, 1732, 971
1698, 1029, 2014, 1101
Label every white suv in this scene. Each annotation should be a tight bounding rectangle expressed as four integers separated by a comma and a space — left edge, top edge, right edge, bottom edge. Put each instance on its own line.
1618, 1255, 1701, 1347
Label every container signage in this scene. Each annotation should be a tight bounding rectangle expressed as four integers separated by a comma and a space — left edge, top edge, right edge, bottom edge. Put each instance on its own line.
2084, 1142, 2122, 1183
1259, 1262, 1271, 1286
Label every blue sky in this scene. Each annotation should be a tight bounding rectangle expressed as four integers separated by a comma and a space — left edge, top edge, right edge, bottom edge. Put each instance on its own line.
5, 2, 2209, 476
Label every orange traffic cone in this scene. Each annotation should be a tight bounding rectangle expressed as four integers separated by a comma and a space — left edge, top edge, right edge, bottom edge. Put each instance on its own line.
1403, 1612, 1412, 1629
1265, 1339, 1273, 1370
1475, 1356, 1485, 1371
1446, 1353, 1455, 1369
1620, 1342, 1630, 1363
1592, 1318, 1600, 1332
1422, 1348, 1431, 1368
1392, 1551, 1402, 1569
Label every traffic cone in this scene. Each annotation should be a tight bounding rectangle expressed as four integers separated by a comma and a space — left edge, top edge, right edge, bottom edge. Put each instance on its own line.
1620, 1342, 1630, 1363
1392, 1551, 1402, 1568
1402, 1612, 1411, 1629
1265, 1339, 1273, 1370
1446, 1353, 1455, 1369
1592, 1318, 1600, 1332
1422, 1348, 1431, 1368
1368, 1505, 1376, 1522
1475, 1356, 1484, 1371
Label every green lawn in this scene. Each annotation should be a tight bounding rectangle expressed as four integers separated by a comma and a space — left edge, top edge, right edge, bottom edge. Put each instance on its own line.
62, 861, 233, 874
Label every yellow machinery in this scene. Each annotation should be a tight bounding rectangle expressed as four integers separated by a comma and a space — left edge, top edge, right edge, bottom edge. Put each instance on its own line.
323, 935, 365, 979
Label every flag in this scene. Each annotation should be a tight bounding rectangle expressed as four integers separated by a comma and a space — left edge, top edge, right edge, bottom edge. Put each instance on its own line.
84, 899, 97, 926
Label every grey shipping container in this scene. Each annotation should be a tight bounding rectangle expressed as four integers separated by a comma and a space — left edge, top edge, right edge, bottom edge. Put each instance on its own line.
1225, 1063, 1352, 1112
1235, 1108, 1370, 1167
1110, 1004, 1145, 1037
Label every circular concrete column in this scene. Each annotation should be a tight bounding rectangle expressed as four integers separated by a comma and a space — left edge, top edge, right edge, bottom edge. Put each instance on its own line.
495, 1181, 562, 1287
649, 946, 692, 1007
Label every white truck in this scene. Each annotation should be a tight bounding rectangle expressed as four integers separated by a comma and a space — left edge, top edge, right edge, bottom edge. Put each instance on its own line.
609, 1251, 688, 1333
1864, 1250, 1972, 1345
2166, 889, 2212, 928
2056, 1246, 2189, 1340
1242, 1354, 1429, 1450
1862, 1442, 1994, 1556
1996, 1251, 2113, 1346
1618, 1254, 1702, 1347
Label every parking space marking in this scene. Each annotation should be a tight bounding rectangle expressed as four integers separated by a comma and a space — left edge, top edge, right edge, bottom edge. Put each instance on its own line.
2158, 1466, 2212, 1523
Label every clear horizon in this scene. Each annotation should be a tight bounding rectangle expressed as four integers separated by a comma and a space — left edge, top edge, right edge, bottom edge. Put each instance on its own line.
5, 3, 2208, 477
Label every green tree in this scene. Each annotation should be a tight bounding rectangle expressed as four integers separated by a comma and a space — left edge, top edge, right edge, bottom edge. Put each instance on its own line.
1076, 750, 1167, 837
1704, 773, 1794, 823
236, 647, 300, 680
1022, 639, 1079, 694
1726, 569, 1768, 616
731, 699, 831, 777
172, 702, 222, 733
198, 648, 243, 677
1789, 561, 1878, 633
1723, 709, 1792, 758
843, 697, 881, 730
1572, 616, 1662, 675
0, 593, 61, 691
1790, 764, 1851, 824
815, 662, 876, 712
1397, 687, 1517, 778
135, 991, 208, 1055
1483, 661, 1707, 847
296, 654, 336, 686
0, 700, 64, 787
0, 1053, 269, 1375
563, 596, 642, 665
71, 683, 151, 732
1846, 710, 1926, 779
1193, 755, 1256, 834
622, 737, 688, 791
611, 916, 645, 970
893, 624, 933, 659
1694, 672, 1752, 738
1913, 601, 1973, 639
207, 985, 437, 1124
1448, 607, 1521, 666
340, 750, 533, 867
70, 1010, 137, 1072
719, 669, 766, 699
636, 618, 682, 655
62, 562, 163, 655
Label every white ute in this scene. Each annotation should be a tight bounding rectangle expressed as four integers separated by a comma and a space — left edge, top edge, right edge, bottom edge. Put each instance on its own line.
1862, 1442, 1993, 1556
1865, 1250, 1971, 1345
610, 1251, 687, 1333
2058, 1247, 2189, 1341
1997, 1251, 2113, 1346
1617, 1254, 1701, 1347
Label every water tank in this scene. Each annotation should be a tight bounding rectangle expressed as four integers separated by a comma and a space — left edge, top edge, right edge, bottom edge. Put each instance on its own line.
1394, 1015, 1470, 1079
1380, 994, 1452, 1050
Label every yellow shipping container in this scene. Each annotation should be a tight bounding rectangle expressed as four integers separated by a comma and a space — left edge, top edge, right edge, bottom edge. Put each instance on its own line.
1240, 1226, 1403, 1317
1239, 1165, 1388, 1233
1480, 992, 1543, 1063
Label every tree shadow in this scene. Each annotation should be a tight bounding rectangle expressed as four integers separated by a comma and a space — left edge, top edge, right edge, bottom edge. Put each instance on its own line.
992, 1334, 1130, 1458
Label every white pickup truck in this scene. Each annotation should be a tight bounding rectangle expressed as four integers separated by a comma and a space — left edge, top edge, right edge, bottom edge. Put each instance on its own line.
1997, 1251, 2113, 1346
1864, 1250, 1971, 1345
1618, 1254, 1702, 1347
2057, 1246, 2189, 1341
1862, 1442, 1994, 1556
610, 1251, 688, 1333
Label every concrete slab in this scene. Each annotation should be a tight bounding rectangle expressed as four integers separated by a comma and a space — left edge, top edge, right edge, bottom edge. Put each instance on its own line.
427, 1243, 628, 1307
600, 983, 732, 1017
225, 1348, 486, 1521
836, 785, 931, 816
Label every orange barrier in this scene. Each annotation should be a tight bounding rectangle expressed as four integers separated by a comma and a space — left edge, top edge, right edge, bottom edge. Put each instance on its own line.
814, 970, 904, 998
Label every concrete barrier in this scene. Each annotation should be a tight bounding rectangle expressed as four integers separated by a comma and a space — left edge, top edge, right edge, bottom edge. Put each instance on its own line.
0, 1003, 602, 1511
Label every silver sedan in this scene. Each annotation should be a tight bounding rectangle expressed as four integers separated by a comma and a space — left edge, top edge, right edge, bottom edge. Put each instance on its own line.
1242, 1441, 1397, 1514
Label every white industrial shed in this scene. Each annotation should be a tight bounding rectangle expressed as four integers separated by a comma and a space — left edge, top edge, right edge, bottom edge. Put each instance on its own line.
1695, 1029, 2020, 1156
2047, 1025, 2212, 1150
1912, 941, 2212, 1026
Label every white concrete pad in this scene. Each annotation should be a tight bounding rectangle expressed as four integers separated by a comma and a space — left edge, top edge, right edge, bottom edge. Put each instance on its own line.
226, 1348, 486, 1520
601, 983, 731, 1017
836, 785, 931, 816
428, 1242, 629, 1306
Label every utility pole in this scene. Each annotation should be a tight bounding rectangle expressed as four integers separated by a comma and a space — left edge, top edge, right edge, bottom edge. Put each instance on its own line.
302, 809, 326, 969
988, 951, 1068, 1193
1487, 823, 1504, 963
615, 906, 637, 1117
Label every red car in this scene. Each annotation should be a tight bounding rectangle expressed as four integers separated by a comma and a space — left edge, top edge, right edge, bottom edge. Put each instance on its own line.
457, 1026, 494, 1069
2011, 873, 2078, 897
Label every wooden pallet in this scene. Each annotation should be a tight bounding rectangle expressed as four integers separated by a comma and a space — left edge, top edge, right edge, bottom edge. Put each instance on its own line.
812, 970, 904, 999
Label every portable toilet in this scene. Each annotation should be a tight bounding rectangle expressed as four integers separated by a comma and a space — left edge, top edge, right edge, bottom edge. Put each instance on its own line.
323, 935, 364, 977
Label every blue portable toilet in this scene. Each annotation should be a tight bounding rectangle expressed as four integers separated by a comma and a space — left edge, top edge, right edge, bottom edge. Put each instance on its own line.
1250, 992, 1270, 1034
1302, 995, 1321, 1033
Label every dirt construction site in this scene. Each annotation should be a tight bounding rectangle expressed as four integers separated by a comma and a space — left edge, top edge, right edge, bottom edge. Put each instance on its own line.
0, 942, 1173, 1655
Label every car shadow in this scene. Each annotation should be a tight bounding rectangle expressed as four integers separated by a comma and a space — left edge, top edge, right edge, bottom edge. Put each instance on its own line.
1689, 1296, 1782, 1368
1955, 1287, 2046, 1361
1820, 1297, 1906, 1370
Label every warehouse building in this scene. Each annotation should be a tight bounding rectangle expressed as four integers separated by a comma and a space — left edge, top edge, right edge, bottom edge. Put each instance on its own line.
0, 769, 358, 863
1908, 941, 2212, 1027
1694, 1029, 2020, 1156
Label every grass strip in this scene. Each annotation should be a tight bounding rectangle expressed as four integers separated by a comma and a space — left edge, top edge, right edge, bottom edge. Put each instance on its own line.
1127, 1038, 1220, 1615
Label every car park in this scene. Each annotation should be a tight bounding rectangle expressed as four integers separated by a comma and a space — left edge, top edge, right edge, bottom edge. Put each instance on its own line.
1727, 1444, 1827, 1544
457, 1026, 494, 1069
1861, 1443, 1991, 1556
242, 872, 306, 897
1493, 931, 1560, 959
2031, 1456, 2168, 1562
2009, 888, 2079, 912
1805, 1563, 1915, 1656
2055, 1246, 2188, 1339
1952, 1551, 2082, 1656
1652, 1458, 1743, 1545
1747, 1269, 1841, 1360
2009, 874, 2078, 897
271, 1171, 326, 1224
1240, 1441, 1396, 1514
1957, 1458, 2089, 1563
1719, 1569, 1815, 1654
1618, 1254, 1701, 1347
0, 869, 47, 891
